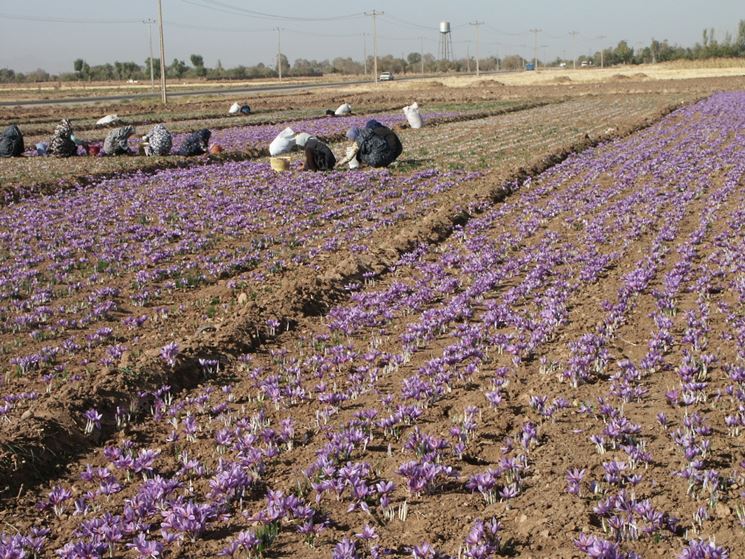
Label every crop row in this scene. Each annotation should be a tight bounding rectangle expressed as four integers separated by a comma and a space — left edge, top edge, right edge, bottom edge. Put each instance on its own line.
0, 92, 704, 485
398, 93, 696, 171
1, 93, 742, 558
0, 161, 475, 396
1, 105, 497, 202
0, 94, 693, 426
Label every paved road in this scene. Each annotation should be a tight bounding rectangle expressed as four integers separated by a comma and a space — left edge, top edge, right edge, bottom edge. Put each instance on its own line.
0, 74, 441, 107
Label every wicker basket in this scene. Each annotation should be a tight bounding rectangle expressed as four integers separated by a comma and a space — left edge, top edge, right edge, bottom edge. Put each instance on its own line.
270, 156, 291, 172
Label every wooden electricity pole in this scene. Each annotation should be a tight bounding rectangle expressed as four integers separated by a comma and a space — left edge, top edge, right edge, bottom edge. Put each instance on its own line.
469, 21, 484, 76
157, 0, 167, 104
276, 27, 283, 81
365, 10, 383, 82
144, 19, 156, 94
569, 31, 580, 69
529, 28, 541, 70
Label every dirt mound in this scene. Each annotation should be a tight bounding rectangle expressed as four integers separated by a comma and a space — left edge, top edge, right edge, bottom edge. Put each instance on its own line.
633, 72, 650, 79
552, 76, 572, 83
477, 79, 505, 87
421, 80, 446, 88
610, 73, 632, 81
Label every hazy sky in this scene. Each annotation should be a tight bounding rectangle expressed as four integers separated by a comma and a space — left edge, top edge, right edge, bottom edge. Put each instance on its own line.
0, 0, 742, 73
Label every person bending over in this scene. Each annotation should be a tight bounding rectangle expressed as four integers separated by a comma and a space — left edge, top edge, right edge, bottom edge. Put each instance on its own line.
338, 120, 402, 168
295, 132, 336, 171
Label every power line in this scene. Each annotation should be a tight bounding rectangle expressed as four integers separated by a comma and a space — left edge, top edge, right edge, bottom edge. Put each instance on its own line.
484, 24, 525, 37
182, 0, 364, 22
0, 12, 142, 24
165, 21, 274, 32
381, 13, 434, 32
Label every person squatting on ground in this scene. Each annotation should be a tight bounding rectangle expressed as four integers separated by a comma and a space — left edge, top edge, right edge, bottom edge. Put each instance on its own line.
295, 132, 336, 171
103, 125, 136, 156
142, 124, 172, 156
0, 124, 24, 157
178, 129, 211, 156
338, 119, 403, 168
48, 119, 78, 157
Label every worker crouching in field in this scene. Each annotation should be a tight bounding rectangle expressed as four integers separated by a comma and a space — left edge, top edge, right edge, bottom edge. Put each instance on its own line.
103, 125, 136, 156
295, 132, 336, 171
142, 124, 172, 156
0, 124, 24, 157
48, 119, 78, 157
178, 129, 211, 156
339, 120, 403, 169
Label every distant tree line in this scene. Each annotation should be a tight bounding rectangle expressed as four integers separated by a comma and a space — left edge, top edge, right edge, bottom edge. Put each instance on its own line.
570, 21, 745, 67
1, 20, 744, 83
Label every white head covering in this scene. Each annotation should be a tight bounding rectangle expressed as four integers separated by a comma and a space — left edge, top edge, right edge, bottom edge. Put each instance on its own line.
294, 132, 315, 147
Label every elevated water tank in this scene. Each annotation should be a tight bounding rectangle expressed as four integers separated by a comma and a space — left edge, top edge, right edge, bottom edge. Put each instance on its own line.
439, 21, 451, 34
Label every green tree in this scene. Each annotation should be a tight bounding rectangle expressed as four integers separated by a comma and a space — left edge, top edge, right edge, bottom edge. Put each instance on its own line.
736, 20, 745, 55
612, 41, 634, 64
0, 68, 16, 83
145, 57, 161, 77
169, 58, 188, 78
73, 58, 91, 80
190, 54, 206, 77
501, 54, 524, 71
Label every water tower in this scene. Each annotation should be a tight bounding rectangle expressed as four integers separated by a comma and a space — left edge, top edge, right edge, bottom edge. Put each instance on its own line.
438, 21, 453, 61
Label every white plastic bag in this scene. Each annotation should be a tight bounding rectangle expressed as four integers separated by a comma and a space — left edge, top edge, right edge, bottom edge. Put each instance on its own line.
269, 127, 296, 156
228, 102, 240, 115
96, 114, 120, 127
346, 146, 360, 169
403, 102, 423, 129
334, 103, 352, 116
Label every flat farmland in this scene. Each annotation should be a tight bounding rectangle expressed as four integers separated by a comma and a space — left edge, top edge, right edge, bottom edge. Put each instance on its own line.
0, 77, 743, 559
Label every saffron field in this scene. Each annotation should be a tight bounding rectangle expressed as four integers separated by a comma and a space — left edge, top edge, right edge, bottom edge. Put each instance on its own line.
0, 89, 743, 558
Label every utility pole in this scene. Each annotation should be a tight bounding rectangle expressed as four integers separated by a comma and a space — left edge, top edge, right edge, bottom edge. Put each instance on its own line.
419, 36, 424, 74
364, 10, 383, 82
143, 19, 156, 94
469, 21, 484, 76
569, 31, 579, 69
596, 35, 607, 68
275, 27, 283, 81
529, 28, 541, 70
157, 0, 167, 105
362, 33, 368, 76
466, 43, 471, 72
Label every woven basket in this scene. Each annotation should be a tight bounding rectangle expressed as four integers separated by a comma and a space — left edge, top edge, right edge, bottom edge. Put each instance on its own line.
270, 156, 291, 172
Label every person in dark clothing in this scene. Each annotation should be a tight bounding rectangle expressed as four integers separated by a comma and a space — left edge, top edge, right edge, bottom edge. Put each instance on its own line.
178, 129, 211, 156
339, 121, 403, 168
294, 132, 335, 171
303, 138, 336, 171
365, 119, 384, 130
103, 125, 135, 156
48, 119, 78, 157
0, 124, 24, 157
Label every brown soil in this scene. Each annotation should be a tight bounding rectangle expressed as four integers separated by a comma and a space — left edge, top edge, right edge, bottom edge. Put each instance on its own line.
0, 77, 743, 558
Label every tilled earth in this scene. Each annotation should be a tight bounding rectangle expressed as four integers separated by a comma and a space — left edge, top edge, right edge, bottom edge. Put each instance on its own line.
0, 81, 743, 558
